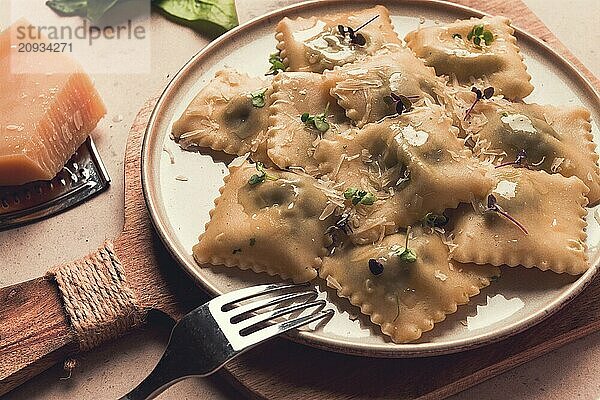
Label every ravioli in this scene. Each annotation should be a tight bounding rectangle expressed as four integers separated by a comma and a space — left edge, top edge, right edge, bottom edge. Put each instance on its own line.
193, 162, 335, 283
467, 100, 600, 204
405, 16, 533, 100
276, 5, 402, 73
172, 68, 273, 164
267, 72, 351, 174
315, 106, 494, 243
320, 230, 499, 343
325, 49, 450, 127
176, 5, 598, 344
451, 168, 589, 274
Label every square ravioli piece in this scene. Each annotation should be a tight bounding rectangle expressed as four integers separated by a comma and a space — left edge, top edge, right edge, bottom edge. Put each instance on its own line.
451, 168, 589, 274
324, 48, 450, 127
314, 105, 494, 243
193, 162, 336, 283
320, 230, 499, 343
405, 16, 533, 100
267, 72, 351, 174
172, 68, 273, 164
276, 5, 402, 73
464, 100, 600, 204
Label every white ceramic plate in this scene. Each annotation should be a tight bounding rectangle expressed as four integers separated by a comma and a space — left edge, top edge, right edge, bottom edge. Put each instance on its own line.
142, 0, 600, 357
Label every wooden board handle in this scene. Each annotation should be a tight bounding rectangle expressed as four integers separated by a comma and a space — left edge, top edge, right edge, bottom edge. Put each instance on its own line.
0, 241, 147, 396
0, 277, 78, 396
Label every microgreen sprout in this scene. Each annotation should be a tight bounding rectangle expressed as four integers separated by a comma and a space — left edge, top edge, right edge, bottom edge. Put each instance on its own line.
248, 162, 277, 185
467, 24, 494, 46
326, 212, 353, 235
250, 88, 268, 108
452, 33, 462, 39
464, 86, 494, 121
484, 194, 529, 235
301, 102, 330, 133
266, 52, 285, 76
423, 212, 449, 228
344, 187, 376, 206
495, 149, 528, 169
383, 92, 419, 115
337, 14, 379, 46
391, 226, 417, 263
368, 258, 384, 275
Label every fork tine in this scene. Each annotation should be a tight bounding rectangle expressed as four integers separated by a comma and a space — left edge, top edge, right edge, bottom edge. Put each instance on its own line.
228, 289, 317, 321
212, 282, 309, 309
237, 299, 326, 331
244, 309, 334, 344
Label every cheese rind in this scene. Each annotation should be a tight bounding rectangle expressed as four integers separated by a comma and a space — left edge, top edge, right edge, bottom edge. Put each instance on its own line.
0, 20, 106, 186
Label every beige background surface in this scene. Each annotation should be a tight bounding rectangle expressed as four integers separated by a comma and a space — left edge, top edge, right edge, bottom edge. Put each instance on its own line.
1, 0, 599, 399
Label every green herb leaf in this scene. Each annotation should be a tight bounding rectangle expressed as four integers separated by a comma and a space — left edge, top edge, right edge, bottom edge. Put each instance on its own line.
250, 88, 267, 108
266, 52, 285, 75
360, 192, 376, 205
399, 248, 417, 263
344, 187, 376, 206
344, 187, 358, 199
467, 24, 494, 47
482, 30, 494, 45
248, 162, 276, 186
301, 103, 330, 133
248, 174, 266, 185
391, 227, 417, 263
45, 0, 88, 16
313, 116, 330, 133
153, 0, 239, 37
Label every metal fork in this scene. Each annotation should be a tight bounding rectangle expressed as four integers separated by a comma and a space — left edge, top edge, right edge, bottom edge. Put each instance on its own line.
119, 283, 333, 400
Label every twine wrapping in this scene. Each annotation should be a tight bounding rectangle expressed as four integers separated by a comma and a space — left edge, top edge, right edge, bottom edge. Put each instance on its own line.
47, 241, 144, 351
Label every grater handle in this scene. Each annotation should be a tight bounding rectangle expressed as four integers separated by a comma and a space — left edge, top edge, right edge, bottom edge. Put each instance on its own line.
0, 277, 78, 396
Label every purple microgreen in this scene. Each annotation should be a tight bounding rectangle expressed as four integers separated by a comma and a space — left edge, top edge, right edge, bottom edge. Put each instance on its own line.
325, 212, 352, 235
423, 212, 449, 228
369, 258, 384, 275
484, 194, 529, 235
386, 92, 418, 115
338, 14, 379, 46
464, 86, 494, 121
495, 149, 528, 169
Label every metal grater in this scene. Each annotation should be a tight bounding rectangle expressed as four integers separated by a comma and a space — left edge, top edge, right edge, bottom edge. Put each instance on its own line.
0, 137, 110, 230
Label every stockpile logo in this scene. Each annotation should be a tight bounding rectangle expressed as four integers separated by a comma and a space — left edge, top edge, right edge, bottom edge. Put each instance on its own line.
7, 0, 151, 74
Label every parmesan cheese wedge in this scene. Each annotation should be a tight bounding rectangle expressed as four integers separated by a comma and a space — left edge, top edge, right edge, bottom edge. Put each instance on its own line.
0, 19, 106, 186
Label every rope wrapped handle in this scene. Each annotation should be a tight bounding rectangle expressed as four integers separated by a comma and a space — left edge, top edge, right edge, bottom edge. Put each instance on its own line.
46, 241, 145, 351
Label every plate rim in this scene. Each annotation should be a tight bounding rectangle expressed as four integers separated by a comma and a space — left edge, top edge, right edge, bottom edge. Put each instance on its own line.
141, 0, 600, 358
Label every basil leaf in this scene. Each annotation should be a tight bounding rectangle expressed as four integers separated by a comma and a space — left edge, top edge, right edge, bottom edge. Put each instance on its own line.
45, 0, 88, 16
87, 0, 120, 21
153, 0, 239, 36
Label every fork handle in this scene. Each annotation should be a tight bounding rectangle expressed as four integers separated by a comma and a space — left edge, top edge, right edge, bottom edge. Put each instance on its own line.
119, 353, 189, 400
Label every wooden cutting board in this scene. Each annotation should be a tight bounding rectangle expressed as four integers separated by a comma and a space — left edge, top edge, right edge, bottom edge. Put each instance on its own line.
0, 0, 599, 399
